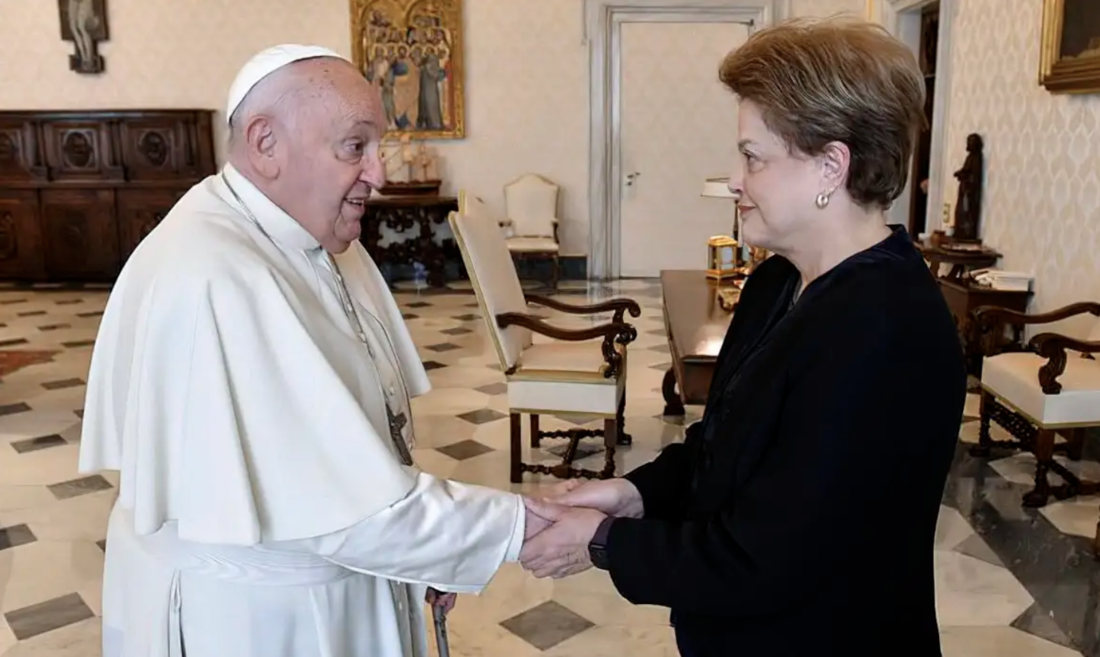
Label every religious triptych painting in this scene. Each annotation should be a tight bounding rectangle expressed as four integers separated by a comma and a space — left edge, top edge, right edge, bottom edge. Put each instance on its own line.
350, 0, 466, 139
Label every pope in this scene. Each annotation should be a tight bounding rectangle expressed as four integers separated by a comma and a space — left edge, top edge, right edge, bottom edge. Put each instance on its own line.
78, 44, 552, 657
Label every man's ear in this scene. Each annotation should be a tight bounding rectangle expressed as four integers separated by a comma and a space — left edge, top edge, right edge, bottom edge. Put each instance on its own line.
818, 140, 851, 192
244, 115, 280, 179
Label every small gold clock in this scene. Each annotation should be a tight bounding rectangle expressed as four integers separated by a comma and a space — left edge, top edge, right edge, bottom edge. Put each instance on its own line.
707, 235, 743, 280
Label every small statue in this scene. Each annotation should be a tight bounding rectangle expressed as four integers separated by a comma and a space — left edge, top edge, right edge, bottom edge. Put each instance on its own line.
415, 143, 434, 181
952, 133, 984, 242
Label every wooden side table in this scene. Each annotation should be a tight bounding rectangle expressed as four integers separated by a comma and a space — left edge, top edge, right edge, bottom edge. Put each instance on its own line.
918, 243, 1002, 282
937, 278, 1031, 377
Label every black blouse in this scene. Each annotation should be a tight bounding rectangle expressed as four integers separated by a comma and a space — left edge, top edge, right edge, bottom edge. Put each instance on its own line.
610, 225, 967, 657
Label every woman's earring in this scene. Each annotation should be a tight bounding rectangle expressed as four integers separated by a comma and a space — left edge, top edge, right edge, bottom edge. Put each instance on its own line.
815, 192, 830, 209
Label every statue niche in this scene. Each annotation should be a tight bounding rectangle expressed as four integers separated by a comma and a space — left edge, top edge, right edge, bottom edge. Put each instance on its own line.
952, 133, 984, 243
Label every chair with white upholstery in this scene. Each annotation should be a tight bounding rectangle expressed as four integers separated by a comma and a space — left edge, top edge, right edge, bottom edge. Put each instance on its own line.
501, 173, 561, 289
448, 208, 639, 483
971, 302, 1100, 550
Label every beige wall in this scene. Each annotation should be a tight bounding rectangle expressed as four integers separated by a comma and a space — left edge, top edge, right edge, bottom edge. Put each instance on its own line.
941, 0, 1100, 336
0, 0, 865, 257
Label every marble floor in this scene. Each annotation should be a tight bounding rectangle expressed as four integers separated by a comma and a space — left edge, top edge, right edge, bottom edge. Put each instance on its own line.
0, 278, 1098, 656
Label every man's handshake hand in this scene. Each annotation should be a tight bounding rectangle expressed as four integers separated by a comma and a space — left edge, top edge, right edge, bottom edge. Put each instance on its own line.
516, 478, 643, 580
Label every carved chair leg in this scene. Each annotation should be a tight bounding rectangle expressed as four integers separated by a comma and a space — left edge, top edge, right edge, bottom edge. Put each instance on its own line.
601, 417, 617, 479
969, 390, 993, 458
616, 394, 632, 446
510, 412, 523, 484
1023, 428, 1056, 508
530, 414, 541, 448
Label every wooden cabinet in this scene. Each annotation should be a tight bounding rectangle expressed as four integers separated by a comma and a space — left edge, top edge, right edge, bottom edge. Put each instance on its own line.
0, 109, 215, 283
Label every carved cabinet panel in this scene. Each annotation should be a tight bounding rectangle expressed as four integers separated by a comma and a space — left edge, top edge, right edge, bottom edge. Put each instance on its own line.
117, 189, 184, 261
41, 189, 120, 281
41, 120, 125, 183
0, 190, 46, 279
0, 120, 47, 184
119, 112, 214, 181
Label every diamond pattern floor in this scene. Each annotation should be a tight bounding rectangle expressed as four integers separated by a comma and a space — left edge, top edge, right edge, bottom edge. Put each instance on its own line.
0, 279, 1093, 656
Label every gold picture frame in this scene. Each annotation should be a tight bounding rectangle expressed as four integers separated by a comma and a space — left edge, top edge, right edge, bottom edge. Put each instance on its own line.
1039, 0, 1100, 94
349, 0, 466, 139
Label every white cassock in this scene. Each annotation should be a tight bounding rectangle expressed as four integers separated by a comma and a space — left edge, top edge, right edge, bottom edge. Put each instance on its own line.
78, 163, 525, 657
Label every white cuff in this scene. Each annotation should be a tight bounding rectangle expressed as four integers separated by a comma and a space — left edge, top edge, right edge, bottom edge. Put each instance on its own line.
503, 494, 526, 562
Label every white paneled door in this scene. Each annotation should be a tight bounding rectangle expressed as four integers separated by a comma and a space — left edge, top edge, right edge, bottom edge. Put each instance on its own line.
617, 21, 750, 278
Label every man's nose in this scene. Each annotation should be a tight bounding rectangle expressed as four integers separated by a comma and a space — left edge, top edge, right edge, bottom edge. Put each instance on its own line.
363, 148, 386, 189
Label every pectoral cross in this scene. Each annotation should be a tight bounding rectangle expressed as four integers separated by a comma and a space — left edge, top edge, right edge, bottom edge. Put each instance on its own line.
386, 403, 414, 466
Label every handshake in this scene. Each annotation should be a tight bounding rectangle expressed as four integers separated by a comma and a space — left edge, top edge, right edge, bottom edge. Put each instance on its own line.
426, 478, 644, 614
517, 477, 644, 580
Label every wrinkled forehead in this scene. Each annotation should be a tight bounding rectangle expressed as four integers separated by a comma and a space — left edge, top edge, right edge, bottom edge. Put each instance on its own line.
295, 60, 384, 136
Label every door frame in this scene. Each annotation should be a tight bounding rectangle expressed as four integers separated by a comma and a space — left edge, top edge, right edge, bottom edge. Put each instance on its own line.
870, 0, 957, 236
584, 0, 790, 280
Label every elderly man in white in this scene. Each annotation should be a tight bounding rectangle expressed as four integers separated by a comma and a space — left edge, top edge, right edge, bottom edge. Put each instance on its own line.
79, 44, 552, 657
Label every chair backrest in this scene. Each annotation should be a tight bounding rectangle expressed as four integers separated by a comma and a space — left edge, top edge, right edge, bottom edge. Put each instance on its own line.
458, 189, 489, 219
448, 210, 532, 372
504, 173, 559, 238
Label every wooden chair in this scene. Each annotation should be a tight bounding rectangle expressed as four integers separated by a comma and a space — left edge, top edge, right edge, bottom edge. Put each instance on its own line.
970, 301, 1100, 551
448, 208, 638, 483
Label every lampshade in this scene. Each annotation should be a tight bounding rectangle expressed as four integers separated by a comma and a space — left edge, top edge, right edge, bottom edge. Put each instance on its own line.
701, 176, 738, 199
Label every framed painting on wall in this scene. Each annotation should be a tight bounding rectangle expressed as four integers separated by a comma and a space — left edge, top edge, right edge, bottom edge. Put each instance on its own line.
349, 0, 466, 139
1040, 0, 1100, 94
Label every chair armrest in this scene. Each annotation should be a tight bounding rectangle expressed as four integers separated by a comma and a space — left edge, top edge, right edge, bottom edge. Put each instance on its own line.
496, 311, 637, 378
974, 301, 1100, 329
524, 294, 641, 323
1029, 332, 1100, 395
973, 302, 1100, 359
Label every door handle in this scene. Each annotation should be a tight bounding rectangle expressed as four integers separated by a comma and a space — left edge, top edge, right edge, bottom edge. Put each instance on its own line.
625, 171, 641, 186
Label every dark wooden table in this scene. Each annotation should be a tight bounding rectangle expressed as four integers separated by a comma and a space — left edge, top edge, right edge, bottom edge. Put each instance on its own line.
660, 270, 736, 416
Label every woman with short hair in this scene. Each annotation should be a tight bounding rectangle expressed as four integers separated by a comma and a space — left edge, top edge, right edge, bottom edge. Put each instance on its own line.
520, 16, 968, 657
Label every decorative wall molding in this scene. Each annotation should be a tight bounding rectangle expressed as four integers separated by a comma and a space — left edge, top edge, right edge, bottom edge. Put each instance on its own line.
584, 0, 788, 280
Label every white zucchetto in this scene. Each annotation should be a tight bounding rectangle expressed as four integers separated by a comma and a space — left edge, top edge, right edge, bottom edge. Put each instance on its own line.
225, 44, 348, 125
